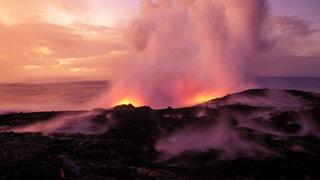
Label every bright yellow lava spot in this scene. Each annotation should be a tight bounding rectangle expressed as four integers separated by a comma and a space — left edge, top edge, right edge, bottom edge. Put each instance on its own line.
192, 93, 216, 104
114, 98, 143, 107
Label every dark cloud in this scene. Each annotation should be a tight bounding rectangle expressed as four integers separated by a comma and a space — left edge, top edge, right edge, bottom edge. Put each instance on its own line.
272, 16, 318, 36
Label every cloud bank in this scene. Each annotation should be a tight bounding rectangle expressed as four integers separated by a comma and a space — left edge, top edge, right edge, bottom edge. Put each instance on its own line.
0, 0, 129, 82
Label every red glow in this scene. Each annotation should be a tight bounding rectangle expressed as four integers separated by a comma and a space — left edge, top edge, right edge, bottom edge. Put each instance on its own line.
108, 90, 219, 108
60, 168, 65, 178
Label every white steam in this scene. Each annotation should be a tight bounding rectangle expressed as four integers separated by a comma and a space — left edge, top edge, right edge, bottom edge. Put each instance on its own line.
1, 110, 115, 134
106, 0, 269, 108
155, 109, 272, 159
154, 89, 320, 159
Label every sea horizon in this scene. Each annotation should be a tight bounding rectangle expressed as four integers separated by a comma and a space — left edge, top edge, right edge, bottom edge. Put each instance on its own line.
1, 76, 320, 113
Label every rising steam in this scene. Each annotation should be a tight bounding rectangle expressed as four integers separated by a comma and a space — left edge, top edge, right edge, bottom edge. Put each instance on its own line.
155, 89, 320, 159
106, 0, 269, 108
1, 110, 115, 135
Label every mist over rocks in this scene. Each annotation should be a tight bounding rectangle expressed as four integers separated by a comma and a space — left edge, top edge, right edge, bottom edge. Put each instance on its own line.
1, 89, 320, 178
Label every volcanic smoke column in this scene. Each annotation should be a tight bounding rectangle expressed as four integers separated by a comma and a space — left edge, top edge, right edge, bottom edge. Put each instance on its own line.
107, 0, 269, 108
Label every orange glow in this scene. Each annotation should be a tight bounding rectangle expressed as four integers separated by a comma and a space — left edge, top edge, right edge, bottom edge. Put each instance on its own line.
187, 92, 219, 105
192, 94, 215, 104
0, 1, 134, 83
112, 97, 144, 107
109, 92, 219, 108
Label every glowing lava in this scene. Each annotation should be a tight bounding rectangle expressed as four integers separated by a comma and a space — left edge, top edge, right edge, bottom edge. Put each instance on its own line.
104, 0, 266, 108
113, 97, 144, 107
110, 91, 219, 108
191, 93, 218, 105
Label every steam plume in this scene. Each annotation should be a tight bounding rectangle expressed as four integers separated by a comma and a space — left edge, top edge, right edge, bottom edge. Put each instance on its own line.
1, 110, 115, 134
106, 0, 269, 108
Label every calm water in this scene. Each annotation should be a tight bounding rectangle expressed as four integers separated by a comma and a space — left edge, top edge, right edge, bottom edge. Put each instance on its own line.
0, 81, 110, 113
0, 77, 319, 113
254, 77, 320, 93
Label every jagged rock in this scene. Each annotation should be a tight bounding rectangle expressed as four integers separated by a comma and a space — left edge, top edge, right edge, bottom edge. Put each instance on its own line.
59, 155, 88, 178
146, 169, 176, 178
0, 89, 320, 179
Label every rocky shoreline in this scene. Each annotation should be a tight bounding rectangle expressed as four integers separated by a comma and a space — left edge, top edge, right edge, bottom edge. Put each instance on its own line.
1, 89, 320, 179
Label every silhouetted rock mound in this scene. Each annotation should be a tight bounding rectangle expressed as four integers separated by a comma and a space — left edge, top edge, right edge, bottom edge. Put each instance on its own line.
1, 89, 320, 179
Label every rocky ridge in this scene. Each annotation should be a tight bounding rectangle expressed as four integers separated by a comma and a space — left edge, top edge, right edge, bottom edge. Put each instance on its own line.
1, 89, 320, 179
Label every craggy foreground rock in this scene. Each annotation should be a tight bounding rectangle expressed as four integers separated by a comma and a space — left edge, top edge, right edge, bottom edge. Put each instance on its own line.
1, 89, 320, 179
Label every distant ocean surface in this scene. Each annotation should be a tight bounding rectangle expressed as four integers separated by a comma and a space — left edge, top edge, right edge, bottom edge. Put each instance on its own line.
0, 77, 320, 113
0, 81, 110, 113
254, 77, 320, 93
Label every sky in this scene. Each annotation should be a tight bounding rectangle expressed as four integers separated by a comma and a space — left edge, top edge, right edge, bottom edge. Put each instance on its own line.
0, 0, 319, 83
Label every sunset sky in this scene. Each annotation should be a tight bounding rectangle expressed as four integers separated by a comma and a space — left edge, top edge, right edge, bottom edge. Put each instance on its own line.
0, 0, 319, 83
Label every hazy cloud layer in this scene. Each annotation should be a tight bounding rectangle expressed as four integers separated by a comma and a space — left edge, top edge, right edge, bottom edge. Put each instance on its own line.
1, 0, 320, 83
0, 0, 130, 82
252, 15, 320, 76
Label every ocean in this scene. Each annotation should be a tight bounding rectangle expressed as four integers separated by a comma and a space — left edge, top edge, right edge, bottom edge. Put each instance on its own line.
0, 77, 319, 113
254, 77, 320, 93
0, 80, 110, 113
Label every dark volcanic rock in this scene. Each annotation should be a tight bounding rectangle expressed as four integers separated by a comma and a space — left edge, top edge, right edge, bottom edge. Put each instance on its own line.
1, 89, 320, 179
